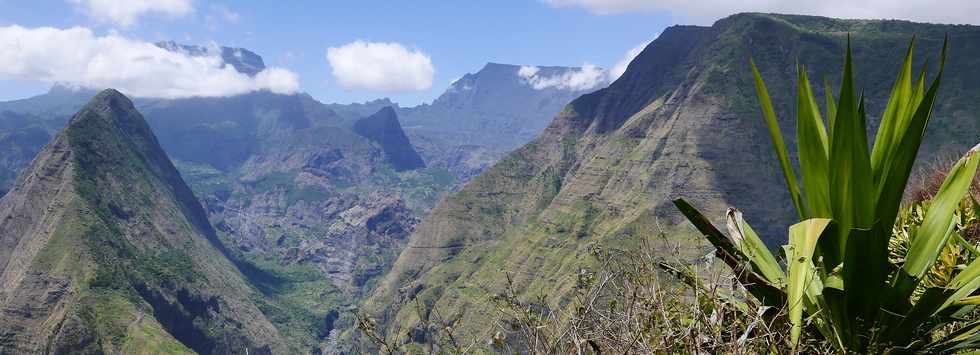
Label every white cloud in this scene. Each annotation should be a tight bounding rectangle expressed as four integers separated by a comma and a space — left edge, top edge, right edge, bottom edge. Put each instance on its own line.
608, 38, 653, 82
69, 0, 194, 27
518, 65, 540, 78
542, 0, 980, 25
326, 41, 434, 92
518, 64, 608, 91
0, 25, 299, 99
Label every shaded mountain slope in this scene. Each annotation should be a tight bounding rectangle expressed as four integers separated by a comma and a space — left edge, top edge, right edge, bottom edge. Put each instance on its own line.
364, 13, 980, 345
353, 107, 425, 171
0, 90, 292, 354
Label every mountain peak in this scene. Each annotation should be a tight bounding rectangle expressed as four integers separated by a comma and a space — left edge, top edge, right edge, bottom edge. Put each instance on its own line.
66, 89, 165, 159
155, 41, 266, 76
374, 105, 397, 118
353, 107, 425, 171
77, 88, 133, 116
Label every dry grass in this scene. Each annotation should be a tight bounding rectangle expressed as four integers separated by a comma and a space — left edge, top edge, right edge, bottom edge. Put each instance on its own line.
909, 153, 980, 204
481, 231, 835, 354
355, 229, 836, 354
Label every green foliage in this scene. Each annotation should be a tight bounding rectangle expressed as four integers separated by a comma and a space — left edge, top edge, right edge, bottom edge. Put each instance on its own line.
362, 166, 458, 212
140, 250, 202, 284
250, 171, 297, 192
285, 184, 333, 205
234, 250, 344, 347
172, 160, 233, 198
676, 36, 980, 352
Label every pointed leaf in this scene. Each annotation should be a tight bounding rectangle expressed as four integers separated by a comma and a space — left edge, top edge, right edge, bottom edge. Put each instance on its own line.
829, 39, 875, 259
751, 58, 806, 220
875, 38, 948, 253
824, 78, 837, 137
923, 318, 980, 352
871, 38, 916, 182
727, 208, 785, 286
903, 143, 980, 280
673, 198, 786, 306
786, 218, 832, 349
797, 65, 832, 218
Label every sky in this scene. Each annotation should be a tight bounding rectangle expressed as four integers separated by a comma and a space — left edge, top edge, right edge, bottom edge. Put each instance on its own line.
1, 0, 978, 106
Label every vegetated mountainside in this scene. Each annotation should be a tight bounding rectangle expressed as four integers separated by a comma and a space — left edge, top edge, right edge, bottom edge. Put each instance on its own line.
0, 86, 106, 195
363, 13, 980, 346
353, 107, 426, 171
135, 90, 445, 351
0, 43, 604, 351
0, 85, 449, 351
0, 90, 293, 354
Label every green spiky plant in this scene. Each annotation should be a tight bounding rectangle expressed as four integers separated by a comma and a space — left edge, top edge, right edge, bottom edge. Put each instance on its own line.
673, 36, 980, 353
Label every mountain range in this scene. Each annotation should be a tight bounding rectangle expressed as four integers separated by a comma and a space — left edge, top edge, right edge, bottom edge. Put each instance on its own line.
0, 44, 593, 352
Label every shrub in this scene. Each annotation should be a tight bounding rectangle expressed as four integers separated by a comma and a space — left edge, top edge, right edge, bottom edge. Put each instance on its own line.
675, 36, 980, 352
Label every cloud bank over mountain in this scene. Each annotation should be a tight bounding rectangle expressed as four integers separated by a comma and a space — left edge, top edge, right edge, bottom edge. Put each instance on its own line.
0, 25, 299, 98
517, 64, 607, 91
326, 40, 435, 92
515, 38, 653, 91
543, 0, 980, 25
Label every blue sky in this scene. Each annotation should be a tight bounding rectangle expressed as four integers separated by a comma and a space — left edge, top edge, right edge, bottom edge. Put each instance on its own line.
2, 1, 976, 106
0, 1, 670, 105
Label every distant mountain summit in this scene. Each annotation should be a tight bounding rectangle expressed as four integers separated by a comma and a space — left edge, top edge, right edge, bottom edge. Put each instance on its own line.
353, 106, 425, 171
0, 89, 293, 353
156, 40, 266, 76
400, 62, 602, 150
392, 62, 602, 183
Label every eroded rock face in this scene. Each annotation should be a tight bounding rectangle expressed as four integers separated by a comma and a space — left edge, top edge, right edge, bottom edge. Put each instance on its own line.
213, 168, 417, 295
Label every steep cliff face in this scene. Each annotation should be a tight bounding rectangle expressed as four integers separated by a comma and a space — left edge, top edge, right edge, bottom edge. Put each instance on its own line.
0, 90, 293, 354
353, 107, 425, 171
364, 13, 980, 344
